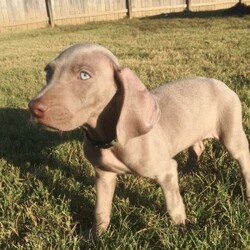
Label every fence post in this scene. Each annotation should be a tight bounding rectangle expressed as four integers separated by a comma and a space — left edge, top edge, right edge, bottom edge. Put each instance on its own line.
186, 0, 191, 11
126, 0, 132, 18
45, 0, 54, 27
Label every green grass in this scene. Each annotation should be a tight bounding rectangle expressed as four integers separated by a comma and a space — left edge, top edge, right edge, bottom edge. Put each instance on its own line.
0, 13, 250, 249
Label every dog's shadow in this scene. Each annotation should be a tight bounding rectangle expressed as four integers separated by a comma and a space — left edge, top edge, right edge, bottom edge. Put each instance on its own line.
0, 108, 95, 230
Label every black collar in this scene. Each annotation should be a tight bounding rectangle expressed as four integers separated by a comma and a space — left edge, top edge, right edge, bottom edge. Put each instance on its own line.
85, 132, 117, 149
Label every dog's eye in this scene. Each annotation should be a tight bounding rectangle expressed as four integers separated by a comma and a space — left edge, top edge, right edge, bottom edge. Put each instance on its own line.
80, 71, 90, 80
46, 71, 53, 83
45, 69, 53, 83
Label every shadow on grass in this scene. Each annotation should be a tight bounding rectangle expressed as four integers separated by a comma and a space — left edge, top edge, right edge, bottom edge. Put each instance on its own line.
0, 108, 165, 236
141, 3, 250, 20
0, 108, 94, 230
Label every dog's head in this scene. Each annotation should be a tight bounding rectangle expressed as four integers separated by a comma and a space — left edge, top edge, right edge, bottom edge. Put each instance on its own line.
29, 43, 160, 144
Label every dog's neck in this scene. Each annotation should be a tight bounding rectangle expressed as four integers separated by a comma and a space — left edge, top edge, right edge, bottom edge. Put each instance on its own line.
84, 92, 121, 149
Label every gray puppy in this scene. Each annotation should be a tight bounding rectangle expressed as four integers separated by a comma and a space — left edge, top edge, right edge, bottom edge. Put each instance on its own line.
29, 43, 250, 235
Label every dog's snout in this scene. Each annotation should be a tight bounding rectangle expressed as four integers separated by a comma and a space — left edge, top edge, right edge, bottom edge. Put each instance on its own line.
29, 99, 48, 118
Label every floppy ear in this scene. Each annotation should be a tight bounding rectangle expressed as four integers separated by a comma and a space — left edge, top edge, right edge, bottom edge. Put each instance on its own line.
115, 67, 161, 145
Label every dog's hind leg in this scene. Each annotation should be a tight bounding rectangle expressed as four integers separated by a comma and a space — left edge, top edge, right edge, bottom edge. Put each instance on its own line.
219, 98, 250, 202
222, 127, 250, 202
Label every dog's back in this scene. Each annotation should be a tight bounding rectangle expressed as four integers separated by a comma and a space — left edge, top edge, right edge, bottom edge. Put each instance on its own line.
151, 77, 242, 156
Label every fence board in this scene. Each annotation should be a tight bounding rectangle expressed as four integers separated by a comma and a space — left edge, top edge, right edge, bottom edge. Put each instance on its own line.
131, 0, 187, 17
50, 0, 127, 25
191, 0, 238, 10
0, 0, 48, 32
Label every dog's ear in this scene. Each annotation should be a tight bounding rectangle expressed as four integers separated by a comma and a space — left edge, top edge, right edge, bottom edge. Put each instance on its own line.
115, 67, 161, 145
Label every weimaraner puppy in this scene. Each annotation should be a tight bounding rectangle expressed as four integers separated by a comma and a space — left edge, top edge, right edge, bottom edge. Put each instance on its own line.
29, 43, 250, 235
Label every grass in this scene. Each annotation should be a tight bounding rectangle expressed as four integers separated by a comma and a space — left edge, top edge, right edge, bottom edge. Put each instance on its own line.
0, 12, 250, 250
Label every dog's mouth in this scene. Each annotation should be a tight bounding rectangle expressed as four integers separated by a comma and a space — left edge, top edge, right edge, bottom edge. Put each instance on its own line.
40, 123, 61, 132
30, 115, 62, 132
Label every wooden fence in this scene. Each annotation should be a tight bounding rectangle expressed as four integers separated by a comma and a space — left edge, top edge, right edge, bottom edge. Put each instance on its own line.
0, 0, 48, 32
0, 0, 248, 32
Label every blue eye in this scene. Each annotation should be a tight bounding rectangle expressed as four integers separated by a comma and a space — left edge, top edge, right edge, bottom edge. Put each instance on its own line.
80, 71, 90, 80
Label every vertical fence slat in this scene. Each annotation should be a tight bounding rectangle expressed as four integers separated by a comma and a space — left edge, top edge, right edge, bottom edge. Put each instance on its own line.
126, 0, 132, 18
45, 0, 54, 27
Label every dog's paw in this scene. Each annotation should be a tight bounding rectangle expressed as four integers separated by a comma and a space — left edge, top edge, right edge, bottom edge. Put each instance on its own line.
177, 222, 191, 234
82, 224, 109, 240
177, 223, 187, 234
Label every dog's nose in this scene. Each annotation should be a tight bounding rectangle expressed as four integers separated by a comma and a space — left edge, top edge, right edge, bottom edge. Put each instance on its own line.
29, 99, 48, 118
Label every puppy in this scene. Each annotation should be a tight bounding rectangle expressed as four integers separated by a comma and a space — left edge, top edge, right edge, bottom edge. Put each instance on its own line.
29, 43, 250, 235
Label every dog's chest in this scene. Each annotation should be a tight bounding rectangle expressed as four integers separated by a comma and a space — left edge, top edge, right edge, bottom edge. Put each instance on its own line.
100, 149, 132, 173
85, 145, 130, 174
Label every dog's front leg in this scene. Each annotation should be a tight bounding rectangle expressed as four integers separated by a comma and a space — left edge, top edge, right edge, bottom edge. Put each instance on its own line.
93, 168, 117, 236
156, 159, 186, 226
